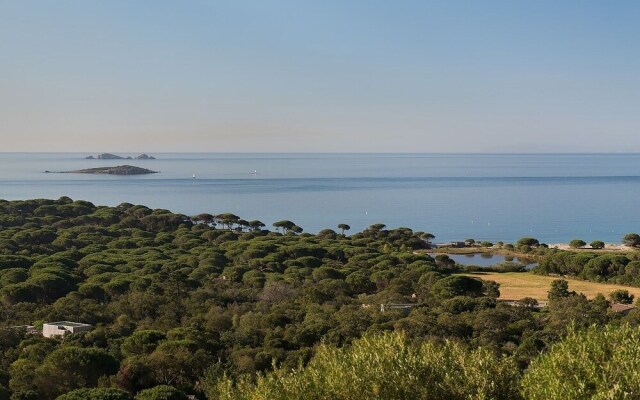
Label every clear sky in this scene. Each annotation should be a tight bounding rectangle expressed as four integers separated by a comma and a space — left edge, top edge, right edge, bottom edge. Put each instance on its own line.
1, 1, 639, 152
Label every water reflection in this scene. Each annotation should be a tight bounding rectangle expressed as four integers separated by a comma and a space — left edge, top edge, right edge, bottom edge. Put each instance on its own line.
431, 253, 537, 269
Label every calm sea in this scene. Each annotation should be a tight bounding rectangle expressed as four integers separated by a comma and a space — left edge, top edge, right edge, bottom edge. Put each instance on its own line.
0, 153, 638, 244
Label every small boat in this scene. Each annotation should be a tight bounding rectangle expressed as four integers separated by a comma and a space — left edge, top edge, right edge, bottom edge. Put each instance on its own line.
192, 174, 196, 179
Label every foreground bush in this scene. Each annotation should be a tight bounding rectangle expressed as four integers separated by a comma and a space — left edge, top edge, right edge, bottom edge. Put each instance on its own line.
522, 324, 640, 399
56, 388, 131, 400
135, 385, 187, 400
211, 332, 521, 400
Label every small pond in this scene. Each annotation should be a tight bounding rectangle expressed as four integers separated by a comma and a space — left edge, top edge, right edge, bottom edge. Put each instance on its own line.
429, 253, 538, 269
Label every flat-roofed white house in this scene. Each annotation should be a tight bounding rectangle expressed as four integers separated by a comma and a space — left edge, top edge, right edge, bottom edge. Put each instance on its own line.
42, 321, 92, 338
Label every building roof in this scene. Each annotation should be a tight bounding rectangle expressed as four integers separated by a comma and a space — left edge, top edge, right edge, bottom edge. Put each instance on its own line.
610, 303, 635, 313
44, 321, 92, 327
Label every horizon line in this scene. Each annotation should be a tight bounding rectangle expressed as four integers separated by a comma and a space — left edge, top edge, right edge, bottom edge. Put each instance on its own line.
1, 151, 640, 155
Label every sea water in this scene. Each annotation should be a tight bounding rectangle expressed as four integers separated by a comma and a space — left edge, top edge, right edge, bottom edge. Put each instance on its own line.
0, 153, 639, 243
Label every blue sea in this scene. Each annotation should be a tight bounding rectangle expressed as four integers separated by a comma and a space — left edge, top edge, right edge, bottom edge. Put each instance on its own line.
0, 153, 639, 244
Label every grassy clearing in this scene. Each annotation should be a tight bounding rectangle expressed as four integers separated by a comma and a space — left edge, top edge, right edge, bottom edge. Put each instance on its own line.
461, 272, 640, 302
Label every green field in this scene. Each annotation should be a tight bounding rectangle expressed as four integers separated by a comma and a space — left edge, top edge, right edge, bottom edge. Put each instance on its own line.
462, 272, 640, 302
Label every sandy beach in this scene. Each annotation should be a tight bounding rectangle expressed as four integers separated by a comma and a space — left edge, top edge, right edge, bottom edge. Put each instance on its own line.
548, 243, 634, 251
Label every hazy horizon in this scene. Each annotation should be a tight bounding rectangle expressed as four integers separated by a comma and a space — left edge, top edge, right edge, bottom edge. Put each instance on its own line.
1, 1, 639, 153
4, 151, 640, 155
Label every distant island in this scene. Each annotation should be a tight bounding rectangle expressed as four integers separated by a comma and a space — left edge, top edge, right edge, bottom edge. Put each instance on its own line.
60, 165, 158, 175
85, 153, 156, 160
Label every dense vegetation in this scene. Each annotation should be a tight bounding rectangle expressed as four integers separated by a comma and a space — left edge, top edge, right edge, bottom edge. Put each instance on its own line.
215, 324, 640, 400
460, 235, 640, 286
535, 249, 640, 285
213, 332, 521, 400
521, 324, 640, 399
0, 198, 639, 399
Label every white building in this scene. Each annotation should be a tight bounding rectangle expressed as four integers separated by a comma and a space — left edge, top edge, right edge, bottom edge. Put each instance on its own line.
42, 321, 92, 338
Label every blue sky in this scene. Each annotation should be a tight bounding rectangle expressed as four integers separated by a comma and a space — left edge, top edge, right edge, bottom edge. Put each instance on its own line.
1, 1, 638, 152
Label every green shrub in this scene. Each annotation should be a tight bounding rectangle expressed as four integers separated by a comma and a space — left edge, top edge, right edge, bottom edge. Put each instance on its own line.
121, 331, 166, 356
135, 385, 187, 400
210, 332, 521, 400
56, 388, 131, 400
569, 239, 586, 249
522, 324, 640, 399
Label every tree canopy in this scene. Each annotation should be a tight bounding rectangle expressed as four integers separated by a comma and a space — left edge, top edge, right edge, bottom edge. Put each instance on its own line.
0, 198, 637, 398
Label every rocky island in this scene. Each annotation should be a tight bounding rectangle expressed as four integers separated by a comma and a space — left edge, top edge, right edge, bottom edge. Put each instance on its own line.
135, 154, 156, 160
62, 165, 158, 175
85, 153, 156, 160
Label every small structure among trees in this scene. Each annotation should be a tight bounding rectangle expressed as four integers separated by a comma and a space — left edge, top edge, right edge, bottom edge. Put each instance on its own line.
42, 321, 93, 338
379, 303, 417, 316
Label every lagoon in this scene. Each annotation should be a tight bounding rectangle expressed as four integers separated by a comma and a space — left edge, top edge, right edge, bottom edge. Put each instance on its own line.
432, 253, 538, 269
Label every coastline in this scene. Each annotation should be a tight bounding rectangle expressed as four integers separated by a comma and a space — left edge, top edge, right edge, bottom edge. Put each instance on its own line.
428, 243, 636, 257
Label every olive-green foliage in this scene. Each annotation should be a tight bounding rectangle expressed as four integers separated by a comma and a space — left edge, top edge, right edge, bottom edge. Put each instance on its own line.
56, 388, 132, 400
522, 325, 640, 400
548, 279, 570, 301
431, 275, 484, 299
211, 332, 521, 400
535, 250, 640, 286
609, 289, 635, 304
8, 389, 38, 400
134, 385, 187, 400
121, 331, 167, 356
33, 347, 119, 397
2, 198, 638, 399
622, 233, 640, 248
516, 237, 539, 247
569, 239, 586, 248
0, 256, 32, 270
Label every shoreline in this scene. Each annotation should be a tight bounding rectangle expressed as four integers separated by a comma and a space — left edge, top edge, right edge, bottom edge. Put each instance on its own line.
547, 242, 634, 252
427, 243, 636, 257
